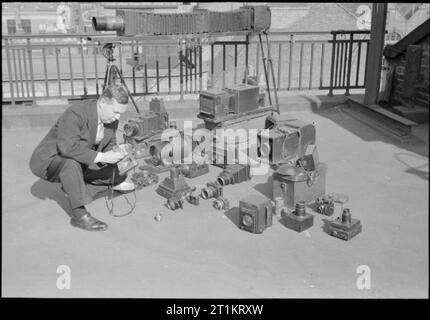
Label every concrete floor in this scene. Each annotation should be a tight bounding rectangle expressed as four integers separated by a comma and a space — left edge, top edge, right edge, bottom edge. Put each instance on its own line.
2, 104, 428, 298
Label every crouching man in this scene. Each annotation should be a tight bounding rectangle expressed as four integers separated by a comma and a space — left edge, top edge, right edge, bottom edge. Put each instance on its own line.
29, 85, 135, 231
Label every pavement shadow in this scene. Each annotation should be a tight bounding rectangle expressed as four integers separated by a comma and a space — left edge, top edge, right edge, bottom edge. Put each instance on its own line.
30, 179, 73, 217
224, 207, 240, 229
30, 179, 115, 218
321, 218, 332, 235
394, 152, 429, 181
253, 176, 273, 199
301, 95, 429, 159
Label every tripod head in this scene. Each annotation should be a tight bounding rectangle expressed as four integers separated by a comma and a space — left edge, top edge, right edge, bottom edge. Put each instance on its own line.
102, 43, 116, 63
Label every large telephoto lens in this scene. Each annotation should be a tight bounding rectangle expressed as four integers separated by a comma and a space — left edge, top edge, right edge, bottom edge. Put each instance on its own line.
92, 16, 124, 32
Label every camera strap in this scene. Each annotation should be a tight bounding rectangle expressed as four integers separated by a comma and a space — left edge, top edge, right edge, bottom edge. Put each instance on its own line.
105, 166, 137, 217
297, 158, 318, 187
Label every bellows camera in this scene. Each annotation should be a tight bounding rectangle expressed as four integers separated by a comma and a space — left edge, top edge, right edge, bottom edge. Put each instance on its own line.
239, 195, 273, 234
257, 114, 316, 166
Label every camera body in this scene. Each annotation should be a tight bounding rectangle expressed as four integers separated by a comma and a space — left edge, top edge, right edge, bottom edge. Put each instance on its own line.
217, 164, 251, 186
201, 181, 223, 200
178, 162, 209, 179
113, 144, 138, 175
316, 194, 335, 216
281, 201, 314, 232
272, 162, 327, 209
123, 98, 169, 145
239, 195, 273, 234
92, 6, 271, 37
199, 84, 260, 123
258, 114, 316, 166
327, 209, 362, 241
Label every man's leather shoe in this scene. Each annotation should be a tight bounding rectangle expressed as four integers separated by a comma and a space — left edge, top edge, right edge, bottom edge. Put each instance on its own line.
70, 213, 108, 231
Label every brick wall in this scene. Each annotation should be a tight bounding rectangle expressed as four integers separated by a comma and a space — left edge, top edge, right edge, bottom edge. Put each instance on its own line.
386, 35, 430, 109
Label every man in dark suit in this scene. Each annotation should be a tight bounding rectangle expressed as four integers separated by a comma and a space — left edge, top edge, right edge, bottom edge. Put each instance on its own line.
30, 84, 135, 231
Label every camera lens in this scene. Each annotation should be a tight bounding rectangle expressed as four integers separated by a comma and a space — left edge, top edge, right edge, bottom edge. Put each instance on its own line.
124, 123, 138, 137
242, 214, 254, 227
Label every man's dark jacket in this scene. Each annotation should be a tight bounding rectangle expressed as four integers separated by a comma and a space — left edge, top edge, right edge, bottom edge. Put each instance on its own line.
29, 99, 118, 180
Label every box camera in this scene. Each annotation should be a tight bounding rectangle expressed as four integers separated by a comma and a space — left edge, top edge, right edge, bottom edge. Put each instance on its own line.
281, 201, 313, 232
327, 208, 362, 241
258, 114, 316, 166
199, 88, 231, 120
198, 84, 260, 123
123, 98, 169, 144
239, 195, 273, 234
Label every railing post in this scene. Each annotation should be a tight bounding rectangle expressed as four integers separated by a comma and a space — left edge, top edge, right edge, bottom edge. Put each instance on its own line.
80, 38, 88, 97
319, 43, 325, 89
92, 47, 97, 96
299, 43, 304, 90
12, 47, 19, 98
199, 44, 202, 92
245, 34, 249, 85
155, 45, 160, 94
277, 43, 282, 89
185, 46, 189, 93
309, 43, 314, 90
132, 41, 137, 94
356, 41, 362, 87
17, 48, 25, 98
55, 47, 62, 97
328, 33, 336, 96
22, 48, 30, 97
288, 34, 293, 90
179, 43, 184, 102
42, 48, 49, 97
26, 38, 35, 102
222, 43, 226, 88
4, 38, 16, 105
345, 33, 353, 96
167, 46, 172, 94
339, 38, 344, 89
210, 42, 214, 89
234, 44, 238, 84
194, 46, 197, 93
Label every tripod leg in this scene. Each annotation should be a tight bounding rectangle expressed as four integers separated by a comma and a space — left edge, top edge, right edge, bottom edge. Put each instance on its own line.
102, 64, 115, 93
265, 32, 280, 114
113, 65, 141, 114
258, 33, 272, 106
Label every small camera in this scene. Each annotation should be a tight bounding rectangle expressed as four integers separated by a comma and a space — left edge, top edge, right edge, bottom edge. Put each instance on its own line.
239, 195, 273, 234
113, 144, 138, 175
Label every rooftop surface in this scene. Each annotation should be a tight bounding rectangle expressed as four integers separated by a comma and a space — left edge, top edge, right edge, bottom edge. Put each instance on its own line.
2, 97, 428, 298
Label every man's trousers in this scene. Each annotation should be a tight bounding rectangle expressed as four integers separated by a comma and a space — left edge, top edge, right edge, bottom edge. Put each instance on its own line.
46, 156, 127, 217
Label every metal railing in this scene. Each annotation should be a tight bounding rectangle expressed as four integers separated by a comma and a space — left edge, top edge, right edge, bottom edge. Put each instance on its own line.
327, 30, 371, 96
2, 30, 371, 104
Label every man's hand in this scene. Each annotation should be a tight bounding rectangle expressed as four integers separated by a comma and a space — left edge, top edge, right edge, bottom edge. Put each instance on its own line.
99, 150, 126, 164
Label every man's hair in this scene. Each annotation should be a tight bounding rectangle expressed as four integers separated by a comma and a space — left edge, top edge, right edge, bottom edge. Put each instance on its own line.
100, 84, 129, 104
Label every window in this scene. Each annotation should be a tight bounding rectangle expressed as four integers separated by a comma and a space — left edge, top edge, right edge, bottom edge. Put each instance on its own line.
21, 19, 31, 33
7, 19, 16, 34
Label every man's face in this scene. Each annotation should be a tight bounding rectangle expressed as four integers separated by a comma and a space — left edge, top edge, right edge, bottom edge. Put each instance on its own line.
98, 98, 128, 124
